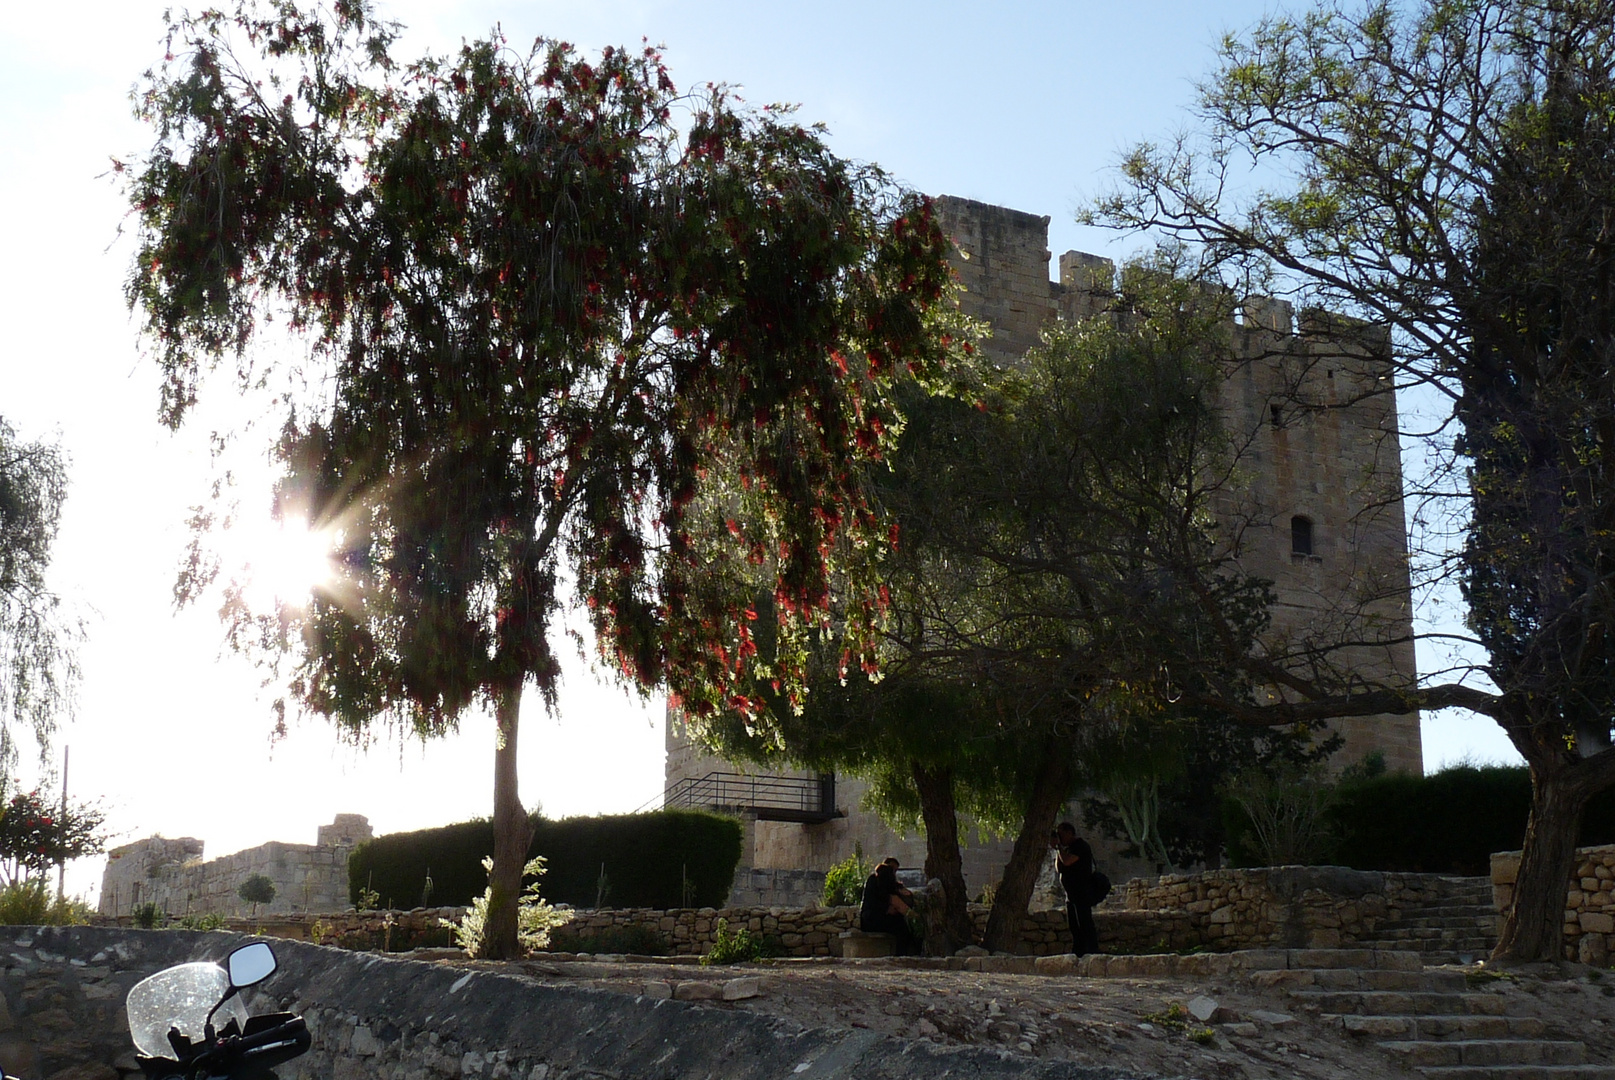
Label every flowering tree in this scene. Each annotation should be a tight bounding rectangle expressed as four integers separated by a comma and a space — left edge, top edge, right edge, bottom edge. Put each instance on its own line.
0, 788, 106, 885
123, 0, 961, 956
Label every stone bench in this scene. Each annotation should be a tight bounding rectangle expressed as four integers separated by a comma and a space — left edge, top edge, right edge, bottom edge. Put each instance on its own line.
838, 929, 896, 958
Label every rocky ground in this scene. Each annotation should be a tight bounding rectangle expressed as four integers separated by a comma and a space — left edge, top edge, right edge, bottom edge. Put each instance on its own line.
434, 952, 1615, 1080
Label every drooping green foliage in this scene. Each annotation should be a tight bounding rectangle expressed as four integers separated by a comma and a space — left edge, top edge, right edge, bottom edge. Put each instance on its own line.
348, 810, 743, 909
125, 1, 958, 722
123, 0, 962, 956
0, 418, 78, 768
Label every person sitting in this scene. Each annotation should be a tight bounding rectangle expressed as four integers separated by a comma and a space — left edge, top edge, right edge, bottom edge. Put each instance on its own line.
858, 860, 918, 954
881, 857, 916, 905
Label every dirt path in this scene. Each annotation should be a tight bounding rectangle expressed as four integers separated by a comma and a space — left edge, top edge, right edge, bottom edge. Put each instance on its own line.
415, 953, 1615, 1079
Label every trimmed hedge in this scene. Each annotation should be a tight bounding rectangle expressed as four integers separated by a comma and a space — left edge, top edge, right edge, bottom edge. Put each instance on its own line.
1226, 764, 1615, 875
348, 810, 743, 910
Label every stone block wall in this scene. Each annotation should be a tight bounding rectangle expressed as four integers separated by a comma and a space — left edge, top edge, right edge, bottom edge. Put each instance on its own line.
91, 864, 1491, 961
1116, 866, 1481, 951
1491, 843, 1615, 964
726, 868, 826, 908
98, 816, 370, 918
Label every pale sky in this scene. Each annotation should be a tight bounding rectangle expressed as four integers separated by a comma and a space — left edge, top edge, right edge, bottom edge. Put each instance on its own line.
0, 0, 1520, 902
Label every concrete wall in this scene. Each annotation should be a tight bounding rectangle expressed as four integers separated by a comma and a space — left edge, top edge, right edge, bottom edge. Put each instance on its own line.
1, 927, 1124, 1080
1492, 843, 1615, 963
98, 815, 372, 918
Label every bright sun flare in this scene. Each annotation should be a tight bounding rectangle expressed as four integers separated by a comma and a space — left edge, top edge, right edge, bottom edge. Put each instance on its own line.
224, 513, 336, 610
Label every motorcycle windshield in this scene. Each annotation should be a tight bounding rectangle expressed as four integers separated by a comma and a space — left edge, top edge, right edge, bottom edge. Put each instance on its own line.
126, 962, 249, 1059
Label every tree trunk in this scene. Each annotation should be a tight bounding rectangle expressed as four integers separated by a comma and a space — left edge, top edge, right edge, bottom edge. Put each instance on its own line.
911, 760, 975, 952
983, 737, 1073, 953
482, 678, 535, 960
1493, 760, 1590, 963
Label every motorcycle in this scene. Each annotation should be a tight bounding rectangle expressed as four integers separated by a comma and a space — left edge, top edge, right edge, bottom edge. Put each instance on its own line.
126, 942, 310, 1080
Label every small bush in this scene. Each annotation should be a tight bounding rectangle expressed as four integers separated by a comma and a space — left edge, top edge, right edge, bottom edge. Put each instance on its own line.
1222, 762, 1337, 866
177, 912, 225, 931
822, 846, 869, 907
548, 924, 671, 956
445, 856, 573, 958
701, 918, 764, 965
133, 902, 165, 928
0, 881, 91, 926
238, 873, 276, 914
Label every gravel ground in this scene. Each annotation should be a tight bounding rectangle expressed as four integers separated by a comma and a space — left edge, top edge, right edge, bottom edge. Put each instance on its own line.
420, 954, 1615, 1079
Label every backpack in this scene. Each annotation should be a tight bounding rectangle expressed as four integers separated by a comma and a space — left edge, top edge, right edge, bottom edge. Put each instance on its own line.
1086, 870, 1112, 906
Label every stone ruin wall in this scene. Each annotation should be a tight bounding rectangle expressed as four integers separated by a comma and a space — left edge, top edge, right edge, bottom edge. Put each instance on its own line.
97, 815, 372, 919
1492, 842, 1615, 964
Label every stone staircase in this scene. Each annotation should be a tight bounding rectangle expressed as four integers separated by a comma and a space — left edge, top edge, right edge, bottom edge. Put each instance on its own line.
1250, 949, 1613, 1080
1355, 878, 1501, 964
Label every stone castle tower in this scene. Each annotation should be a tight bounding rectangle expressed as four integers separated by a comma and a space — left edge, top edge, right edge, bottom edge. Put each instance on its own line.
666, 196, 1421, 901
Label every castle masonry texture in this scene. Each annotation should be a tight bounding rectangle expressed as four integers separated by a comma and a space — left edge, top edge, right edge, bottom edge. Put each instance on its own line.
98, 814, 373, 918
667, 194, 1422, 900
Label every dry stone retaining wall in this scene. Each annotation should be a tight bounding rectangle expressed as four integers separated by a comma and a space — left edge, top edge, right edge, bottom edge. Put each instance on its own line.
2, 926, 1125, 1080
1115, 866, 1486, 952
95, 864, 1491, 960
1491, 842, 1615, 964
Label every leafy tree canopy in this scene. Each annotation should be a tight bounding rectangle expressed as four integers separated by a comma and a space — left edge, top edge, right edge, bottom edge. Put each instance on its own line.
123, 0, 965, 956
0, 417, 78, 769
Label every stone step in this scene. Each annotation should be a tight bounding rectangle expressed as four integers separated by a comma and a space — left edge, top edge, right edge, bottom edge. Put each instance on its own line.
1373, 922, 1497, 936
1374, 916, 1500, 932
1287, 990, 1507, 1016
1327, 1013, 1547, 1040
1358, 930, 1495, 943
1251, 967, 1467, 992
1417, 1067, 1615, 1080
1384, 904, 1497, 919
1381, 1039, 1588, 1068
1271, 948, 1423, 970
1355, 944, 1494, 962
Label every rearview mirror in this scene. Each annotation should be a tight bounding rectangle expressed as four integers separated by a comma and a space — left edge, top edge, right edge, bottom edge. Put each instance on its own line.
226, 942, 277, 989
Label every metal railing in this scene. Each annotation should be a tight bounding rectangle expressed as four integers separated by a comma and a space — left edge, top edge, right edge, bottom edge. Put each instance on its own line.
655, 771, 839, 823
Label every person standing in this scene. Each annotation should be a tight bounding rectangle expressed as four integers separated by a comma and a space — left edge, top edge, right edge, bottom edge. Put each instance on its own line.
1052, 822, 1098, 956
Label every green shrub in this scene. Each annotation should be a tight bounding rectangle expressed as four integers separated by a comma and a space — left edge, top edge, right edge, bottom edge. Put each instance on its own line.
822, 845, 869, 907
133, 902, 165, 928
0, 881, 92, 925
701, 918, 763, 965
350, 810, 743, 909
548, 923, 672, 956
177, 912, 225, 931
443, 856, 573, 957
1222, 762, 1339, 867
1225, 762, 1615, 874
238, 873, 276, 914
